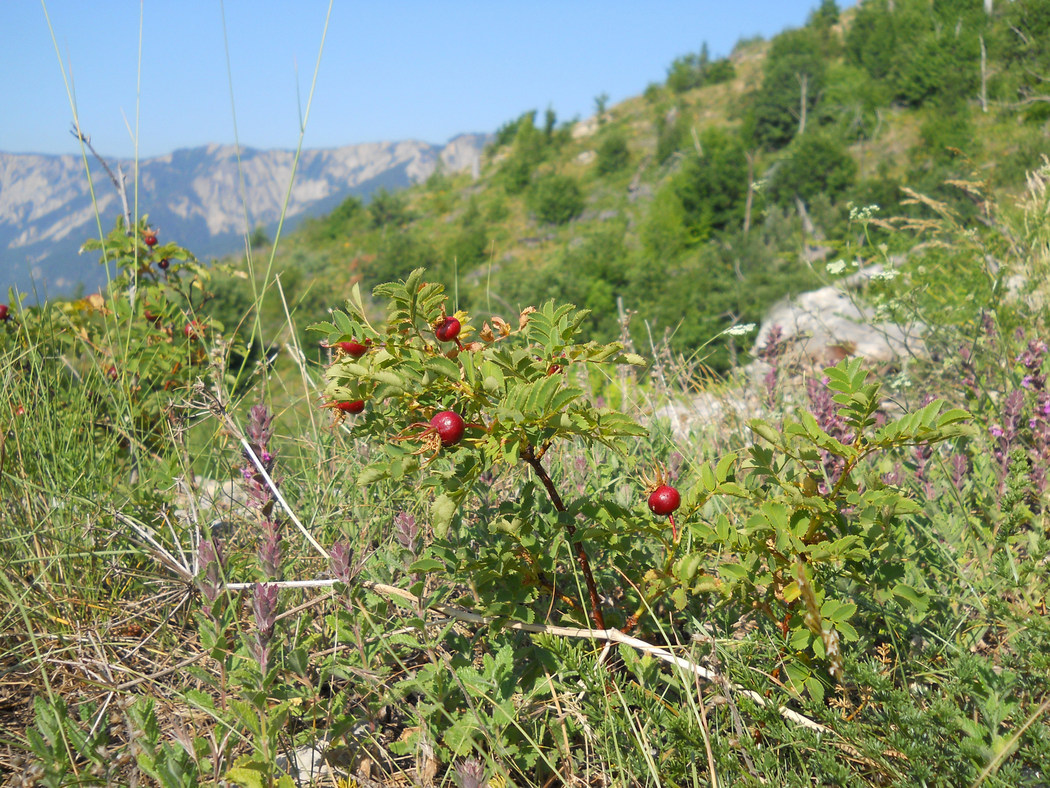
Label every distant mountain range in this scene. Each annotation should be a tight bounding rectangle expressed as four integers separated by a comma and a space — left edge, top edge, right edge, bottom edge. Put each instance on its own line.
0, 134, 489, 299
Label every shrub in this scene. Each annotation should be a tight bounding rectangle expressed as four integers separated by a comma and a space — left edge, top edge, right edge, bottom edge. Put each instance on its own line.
368, 188, 411, 228
673, 127, 750, 238
769, 131, 857, 205
596, 129, 630, 175
748, 27, 826, 149
528, 173, 584, 225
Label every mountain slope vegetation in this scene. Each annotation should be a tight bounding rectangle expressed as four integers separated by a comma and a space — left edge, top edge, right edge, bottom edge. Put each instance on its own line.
232, 0, 1050, 373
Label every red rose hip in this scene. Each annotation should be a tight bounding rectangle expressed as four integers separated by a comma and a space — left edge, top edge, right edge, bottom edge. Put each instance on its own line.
648, 485, 681, 517
430, 410, 465, 446
434, 317, 461, 343
337, 340, 369, 358
0, 304, 8, 321
335, 400, 365, 414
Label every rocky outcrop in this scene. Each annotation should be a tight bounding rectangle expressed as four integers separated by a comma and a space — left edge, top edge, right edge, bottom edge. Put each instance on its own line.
650, 265, 926, 441
753, 265, 925, 366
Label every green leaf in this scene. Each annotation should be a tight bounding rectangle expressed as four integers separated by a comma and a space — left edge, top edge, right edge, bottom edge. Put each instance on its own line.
287, 648, 310, 678
719, 563, 751, 582
749, 419, 783, 447
670, 587, 689, 611
424, 355, 462, 381
836, 619, 859, 642
715, 453, 737, 482
431, 494, 458, 538
408, 558, 445, 573
892, 583, 930, 616
358, 466, 391, 485
333, 310, 356, 338
938, 407, 971, 427
805, 675, 825, 705
226, 763, 267, 788
790, 627, 812, 650
348, 281, 366, 317
308, 320, 337, 337
443, 716, 479, 756
700, 462, 717, 492
820, 600, 857, 623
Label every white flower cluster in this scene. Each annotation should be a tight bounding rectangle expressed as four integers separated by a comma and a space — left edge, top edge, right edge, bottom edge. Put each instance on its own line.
722, 323, 757, 337
848, 203, 880, 222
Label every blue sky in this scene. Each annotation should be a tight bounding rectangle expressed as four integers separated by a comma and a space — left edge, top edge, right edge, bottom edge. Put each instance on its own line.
2, 1, 853, 159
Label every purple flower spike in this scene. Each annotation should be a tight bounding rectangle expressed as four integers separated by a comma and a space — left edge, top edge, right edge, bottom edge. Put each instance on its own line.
258, 519, 282, 580
247, 404, 275, 449
330, 541, 359, 585
455, 759, 486, 788
393, 511, 420, 553
197, 539, 225, 605
250, 583, 279, 673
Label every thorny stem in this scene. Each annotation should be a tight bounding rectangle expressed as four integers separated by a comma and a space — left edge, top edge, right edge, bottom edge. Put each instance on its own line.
621, 533, 682, 635
522, 443, 607, 630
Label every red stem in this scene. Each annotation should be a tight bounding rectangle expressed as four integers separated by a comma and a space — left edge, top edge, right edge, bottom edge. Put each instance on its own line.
522, 445, 607, 630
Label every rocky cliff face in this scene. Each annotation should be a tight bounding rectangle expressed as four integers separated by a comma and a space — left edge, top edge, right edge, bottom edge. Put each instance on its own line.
0, 134, 489, 299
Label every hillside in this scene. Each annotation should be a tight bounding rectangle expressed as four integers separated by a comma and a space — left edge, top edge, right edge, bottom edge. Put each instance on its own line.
245, 0, 1048, 372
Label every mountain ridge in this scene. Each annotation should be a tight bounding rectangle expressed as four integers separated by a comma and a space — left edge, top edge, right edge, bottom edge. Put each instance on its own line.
0, 134, 489, 298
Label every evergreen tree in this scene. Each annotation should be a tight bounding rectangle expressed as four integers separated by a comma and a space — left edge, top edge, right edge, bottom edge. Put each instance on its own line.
748, 27, 826, 149
674, 129, 750, 239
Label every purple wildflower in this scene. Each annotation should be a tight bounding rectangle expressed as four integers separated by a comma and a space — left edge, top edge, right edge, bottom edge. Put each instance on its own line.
806, 375, 851, 487
760, 325, 785, 406
948, 453, 969, 495
393, 512, 419, 554
330, 541, 359, 585
455, 759, 486, 788
883, 463, 905, 488
250, 583, 279, 673
196, 539, 225, 605
982, 312, 997, 342
242, 404, 279, 513
247, 404, 275, 449
258, 518, 282, 580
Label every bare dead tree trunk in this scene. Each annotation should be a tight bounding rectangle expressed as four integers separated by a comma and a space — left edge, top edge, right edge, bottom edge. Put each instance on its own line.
980, 35, 989, 112
984, 0, 993, 15
690, 125, 704, 158
797, 73, 809, 136
744, 150, 756, 237
71, 123, 132, 232
795, 196, 816, 238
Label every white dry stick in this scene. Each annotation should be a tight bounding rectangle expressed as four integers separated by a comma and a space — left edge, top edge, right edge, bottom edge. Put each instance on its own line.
113, 511, 195, 583
238, 436, 329, 561
225, 576, 831, 736
195, 382, 330, 561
